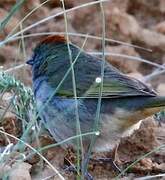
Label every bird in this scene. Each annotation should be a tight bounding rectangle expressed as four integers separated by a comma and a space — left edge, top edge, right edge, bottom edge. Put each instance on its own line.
27, 35, 165, 178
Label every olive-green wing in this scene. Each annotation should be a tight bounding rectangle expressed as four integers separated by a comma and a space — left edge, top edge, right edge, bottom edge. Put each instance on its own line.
84, 68, 156, 98
44, 43, 156, 98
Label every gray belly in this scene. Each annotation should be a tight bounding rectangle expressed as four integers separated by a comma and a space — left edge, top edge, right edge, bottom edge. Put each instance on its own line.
35, 81, 142, 152
93, 113, 142, 152
37, 98, 142, 152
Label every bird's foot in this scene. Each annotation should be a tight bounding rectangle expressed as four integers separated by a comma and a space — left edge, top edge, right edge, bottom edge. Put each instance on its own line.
63, 164, 76, 172
64, 165, 93, 180
91, 157, 121, 173
84, 172, 94, 180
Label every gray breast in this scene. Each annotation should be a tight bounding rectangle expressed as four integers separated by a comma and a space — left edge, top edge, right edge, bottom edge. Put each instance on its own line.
35, 81, 142, 152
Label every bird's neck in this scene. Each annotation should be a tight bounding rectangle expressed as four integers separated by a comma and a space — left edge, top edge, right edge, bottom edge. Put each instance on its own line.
33, 76, 48, 98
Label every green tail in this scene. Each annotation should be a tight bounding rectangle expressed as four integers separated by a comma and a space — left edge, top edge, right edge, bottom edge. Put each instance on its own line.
145, 96, 165, 109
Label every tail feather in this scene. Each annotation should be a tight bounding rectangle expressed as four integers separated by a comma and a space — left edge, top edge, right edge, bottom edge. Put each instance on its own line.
144, 96, 165, 108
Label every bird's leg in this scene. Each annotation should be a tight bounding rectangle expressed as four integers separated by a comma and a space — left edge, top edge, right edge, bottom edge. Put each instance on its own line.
80, 152, 95, 180
63, 157, 93, 180
64, 165, 93, 180
94, 157, 121, 173
63, 163, 76, 172
90, 145, 121, 173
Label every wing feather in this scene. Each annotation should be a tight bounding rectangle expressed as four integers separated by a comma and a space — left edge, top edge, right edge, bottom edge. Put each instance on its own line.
46, 44, 156, 98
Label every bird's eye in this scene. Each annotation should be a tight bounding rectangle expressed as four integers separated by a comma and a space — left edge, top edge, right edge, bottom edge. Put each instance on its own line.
26, 58, 34, 65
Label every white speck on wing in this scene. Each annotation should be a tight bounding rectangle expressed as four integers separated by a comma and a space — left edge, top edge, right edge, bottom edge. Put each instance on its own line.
95, 77, 102, 83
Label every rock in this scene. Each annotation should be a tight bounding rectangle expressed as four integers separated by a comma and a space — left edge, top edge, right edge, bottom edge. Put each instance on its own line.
128, 0, 162, 23
118, 117, 158, 163
0, 8, 19, 40
127, 72, 144, 81
163, 55, 165, 63
157, 83, 165, 96
109, 8, 140, 38
159, 0, 165, 13
0, 0, 15, 3
71, 0, 129, 38
155, 125, 165, 148
126, 0, 165, 55
19, 0, 54, 40
141, 117, 158, 128
0, 91, 21, 144
74, 0, 129, 13
48, 7, 75, 33
9, 162, 32, 180
72, 2, 140, 46
0, 111, 20, 144
20, 1, 50, 24
28, 135, 65, 167
140, 158, 153, 169
40, 0, 74, 9
103, 0, 130, 13
49, 7, 74, 21
38, 135, 65, 167
135, 29, 165, 51
155, 21, 165, 34
0, 46, 22, 66
0, 0, 16, 8
72, 5, 99, 35
154, 163, 165, 172
0, 164, 11, 178
105, 45, 140, 73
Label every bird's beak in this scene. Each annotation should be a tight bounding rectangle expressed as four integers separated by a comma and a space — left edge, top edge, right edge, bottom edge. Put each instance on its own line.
26, 58, 34, 65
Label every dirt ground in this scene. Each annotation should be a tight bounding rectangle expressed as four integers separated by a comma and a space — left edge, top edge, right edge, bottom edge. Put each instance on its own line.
0, 0, 165, 179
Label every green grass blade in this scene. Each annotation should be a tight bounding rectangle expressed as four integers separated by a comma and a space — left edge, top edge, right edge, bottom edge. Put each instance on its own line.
0, 0, 26, 31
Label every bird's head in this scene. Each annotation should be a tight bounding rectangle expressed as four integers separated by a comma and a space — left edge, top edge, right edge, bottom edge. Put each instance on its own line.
26, 35, 84, 95
26, 35, 80, 81
26, 35, 67, 67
